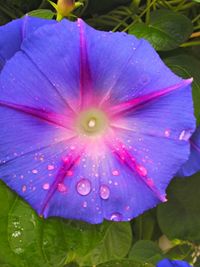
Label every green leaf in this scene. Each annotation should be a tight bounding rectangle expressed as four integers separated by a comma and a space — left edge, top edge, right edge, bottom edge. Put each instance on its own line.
28, 9, 55, 19
0, 182, 132, 267
129, 240, 163, 264
129, 10, 193, 51
157, 174, 200, 243
164, 54, 200, 123
97, 260, 154, 267
132, 210, 161, 241
76, 221, 132, 266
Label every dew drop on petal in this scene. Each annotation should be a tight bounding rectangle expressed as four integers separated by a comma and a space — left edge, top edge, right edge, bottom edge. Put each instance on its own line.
112, 170, 119, 176
32, 169, 38, 174
66, 170, 73, 176
164, 130, 170, 137
110, 212, 123, 222
136, 165, 147, 176
57, 183, 67, 193
76, 179, 91, 196
22, 185, 26, 193
43, 183, 50, 190
82, 201, 87, 208
179, 130, 192, 141
100, 185, 110, 200
47, 165, 54, 171
146, 178, 154, 187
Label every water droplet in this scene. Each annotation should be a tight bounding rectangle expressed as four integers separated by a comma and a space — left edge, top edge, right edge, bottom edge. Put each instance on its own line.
136, 165, 147, 176
179, 130, 192, 141
125, 205, 130, 211
22, 185, 26, 192
100, 185, 110, 200
82, 201, 87, 208
32, 169, 38, 174
76, 179, 91, 196
47, 165, 54, 171
164, 130, 170, 137
43, 183, 50, 190
112, 170, 119, 176
146, 178, 154, 187
110, 212, 122, 222
57, 183, 67, 193
66, 170, 73, 176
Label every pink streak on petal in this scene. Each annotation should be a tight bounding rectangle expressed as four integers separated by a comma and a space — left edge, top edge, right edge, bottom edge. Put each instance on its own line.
0, 100, 75, 130
108, 78, 193, 117
40, 149, 84, 216
107, 139, 166, 202
191, 140, 200, 153
77, 19, 94, 108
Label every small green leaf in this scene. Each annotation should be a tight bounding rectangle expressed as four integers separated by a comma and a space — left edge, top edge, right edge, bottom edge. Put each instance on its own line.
97, 260, 154, 267
164, 54, 200, 123
97, 259, 155, 267
129, 10, 193, 51
28, 9, 55, 19
132, 210, 160, 241
129, 240, 163, 264
157, 174, 200, 243
76, 221, 132, 266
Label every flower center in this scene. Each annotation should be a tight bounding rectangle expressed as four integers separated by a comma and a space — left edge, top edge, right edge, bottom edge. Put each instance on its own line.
76, 108, 108, 136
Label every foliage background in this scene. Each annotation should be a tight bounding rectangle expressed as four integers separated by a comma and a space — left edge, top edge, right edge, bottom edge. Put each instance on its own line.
0, 0, 200, 266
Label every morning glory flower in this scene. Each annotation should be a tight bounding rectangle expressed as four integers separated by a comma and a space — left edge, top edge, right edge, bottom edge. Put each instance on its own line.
0, 18, 195, 223
0, 16, 55, 72
157, 259, 192, 267
177, 126, 200, 177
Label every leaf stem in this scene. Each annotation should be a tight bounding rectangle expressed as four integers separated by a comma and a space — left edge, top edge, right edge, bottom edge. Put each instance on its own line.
145, 0, 151, 24
123, 0, 158, 32
180, 41, 200, 47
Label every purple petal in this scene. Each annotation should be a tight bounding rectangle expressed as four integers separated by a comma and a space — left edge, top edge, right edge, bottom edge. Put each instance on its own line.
177, 126, 200, 177
0, 16, 55, 71
0, 50, 75, 116
0, 19, 196, 224
79, 23, 183, 105
157, 259, 192, 267
20, 19, 82, 110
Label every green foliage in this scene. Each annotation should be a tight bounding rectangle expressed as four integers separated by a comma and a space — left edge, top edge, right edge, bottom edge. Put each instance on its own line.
0, 182, 132, 267
0, 0, 200, 266
157, 174, 200, 243
164, 54, 200, 124
129, 240, 163, 264
129, 10, 193, 51
28, 9, 55, 19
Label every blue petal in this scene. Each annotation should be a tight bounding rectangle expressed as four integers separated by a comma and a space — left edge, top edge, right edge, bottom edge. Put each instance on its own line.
20, 19, 81, 110
81, 22, 183, 105
157, 259, 192, 267
177, 126, 200, 177
0, 16, 55, 71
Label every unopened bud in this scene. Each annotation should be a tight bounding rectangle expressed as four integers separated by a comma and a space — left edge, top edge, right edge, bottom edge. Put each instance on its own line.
57, 0, 75, 17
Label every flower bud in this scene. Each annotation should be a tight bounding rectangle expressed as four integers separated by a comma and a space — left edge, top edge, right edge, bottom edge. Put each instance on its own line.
57, 0, 75, 17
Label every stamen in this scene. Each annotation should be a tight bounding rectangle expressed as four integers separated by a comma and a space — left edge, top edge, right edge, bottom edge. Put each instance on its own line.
88, 118, 96, 128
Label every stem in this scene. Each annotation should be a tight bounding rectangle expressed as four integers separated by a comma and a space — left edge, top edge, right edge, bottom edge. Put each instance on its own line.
145, 0, 151, 24
180, 41, 200, 47
192, 14, 200, 23
123, 0, 158, 32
